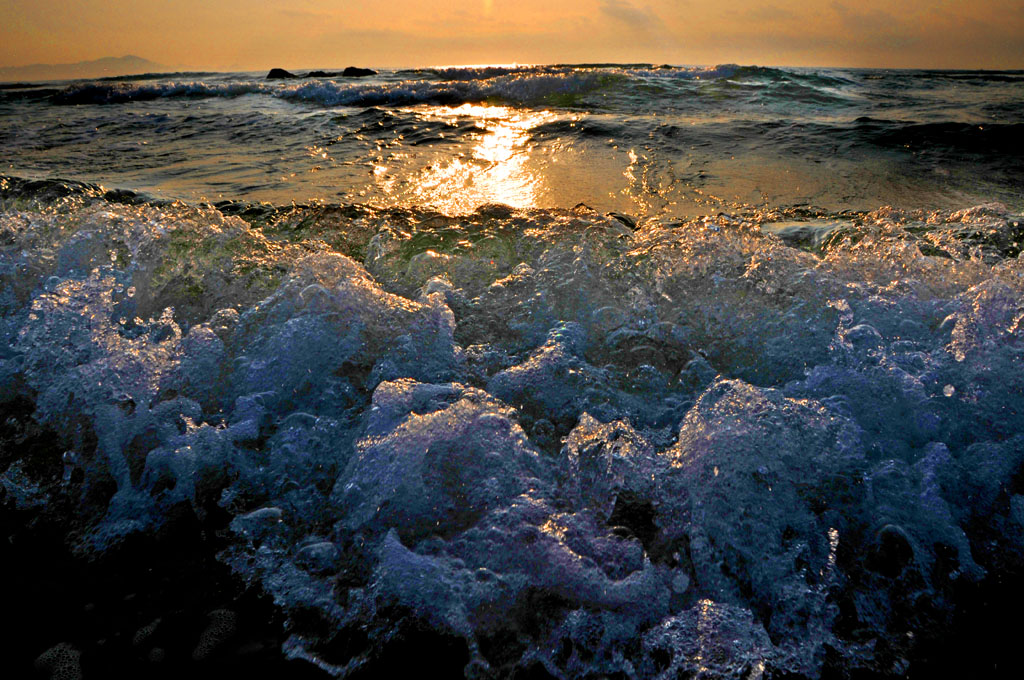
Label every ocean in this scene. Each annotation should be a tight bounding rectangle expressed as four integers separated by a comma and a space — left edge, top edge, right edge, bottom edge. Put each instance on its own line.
3, 65, 1023, 213
2, 64, 1024, 678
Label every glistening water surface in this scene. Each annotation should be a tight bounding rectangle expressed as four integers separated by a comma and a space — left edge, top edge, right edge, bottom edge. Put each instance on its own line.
2, 64, 1022, 214
2, 64, 1024, 679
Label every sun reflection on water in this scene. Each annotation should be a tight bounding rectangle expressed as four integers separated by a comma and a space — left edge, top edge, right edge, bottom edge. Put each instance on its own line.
387, 104, 556, 213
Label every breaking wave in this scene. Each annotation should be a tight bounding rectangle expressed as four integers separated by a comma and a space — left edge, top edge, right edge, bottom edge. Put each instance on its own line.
3, 174, 1024, 677
43, 64, 868, 110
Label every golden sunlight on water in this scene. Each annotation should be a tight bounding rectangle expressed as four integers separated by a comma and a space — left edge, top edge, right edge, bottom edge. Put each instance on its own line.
384, 104, 557, 213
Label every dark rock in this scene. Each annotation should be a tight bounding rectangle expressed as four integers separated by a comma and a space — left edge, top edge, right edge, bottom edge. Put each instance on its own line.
304, 70, 335, 78
342, 66, 377, 78
607, 212, 637, 230
266, 68, 298, 80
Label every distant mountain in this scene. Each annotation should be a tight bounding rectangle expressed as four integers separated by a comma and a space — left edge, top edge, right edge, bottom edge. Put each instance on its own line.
0, 55, 167, 82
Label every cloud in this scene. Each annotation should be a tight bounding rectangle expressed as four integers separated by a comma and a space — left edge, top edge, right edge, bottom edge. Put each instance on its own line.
599, 0, 661, 31
277, 9, 332, 21
737, 4, 796, 23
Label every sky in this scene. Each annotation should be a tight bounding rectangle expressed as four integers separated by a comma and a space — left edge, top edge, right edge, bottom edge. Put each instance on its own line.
2, 0, 1023, 70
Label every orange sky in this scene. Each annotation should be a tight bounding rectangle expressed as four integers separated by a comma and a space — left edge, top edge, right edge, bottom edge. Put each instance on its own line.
2, 0, 1022, 70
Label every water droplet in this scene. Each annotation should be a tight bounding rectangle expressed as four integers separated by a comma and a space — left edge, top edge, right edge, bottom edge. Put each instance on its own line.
943, 385, 956, 397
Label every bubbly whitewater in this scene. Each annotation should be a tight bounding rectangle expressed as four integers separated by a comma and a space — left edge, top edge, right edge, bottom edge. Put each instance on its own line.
2, 64, 1024, 678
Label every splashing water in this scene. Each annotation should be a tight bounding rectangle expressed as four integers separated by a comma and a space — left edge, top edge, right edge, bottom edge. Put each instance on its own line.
2, 62, 1024, 678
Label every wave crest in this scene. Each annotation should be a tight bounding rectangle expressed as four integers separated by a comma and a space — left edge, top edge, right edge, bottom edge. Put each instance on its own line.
47, 64, 863, 109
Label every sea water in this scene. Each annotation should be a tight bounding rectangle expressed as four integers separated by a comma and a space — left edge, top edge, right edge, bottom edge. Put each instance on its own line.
1, 64, 1023, 677
3, 65, 1022, 213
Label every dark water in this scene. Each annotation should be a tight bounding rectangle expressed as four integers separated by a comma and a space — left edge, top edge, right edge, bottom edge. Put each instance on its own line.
3, 64, 1024, 679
